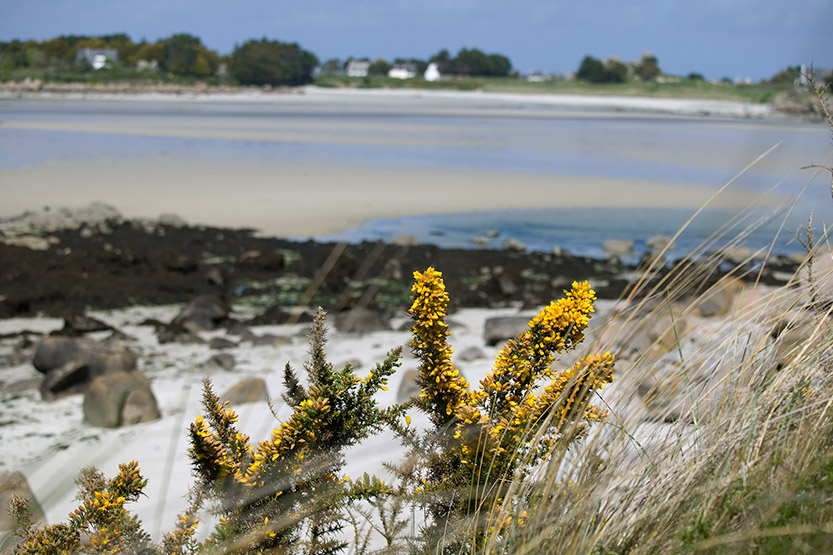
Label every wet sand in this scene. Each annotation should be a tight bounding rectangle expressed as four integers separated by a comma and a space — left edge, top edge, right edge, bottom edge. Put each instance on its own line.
1, 158, 780, 237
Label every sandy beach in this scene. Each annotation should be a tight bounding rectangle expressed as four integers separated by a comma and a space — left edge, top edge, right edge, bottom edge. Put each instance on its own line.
3, 87, 822, 238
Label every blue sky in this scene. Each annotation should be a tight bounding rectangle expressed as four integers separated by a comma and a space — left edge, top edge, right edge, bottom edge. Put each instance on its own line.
1, 0, 831, 81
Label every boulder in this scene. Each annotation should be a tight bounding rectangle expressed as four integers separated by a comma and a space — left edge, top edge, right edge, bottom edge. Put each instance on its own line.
252, 334, 291, 347
695, 278, 745, 318
471, 236, 490, 247
83, 371, 160, 428
603, 239, 634, 256
0, 471, 46, 531
39, 360, 90, 400
392, 234, 418, 247
205, 353, 235, 372
208, 336, 237, 350
645, 235, 676, 252
483, 316, 531, 346
457, 346, 487, 362
502, 238, 526, 252
334, 308, 392, 332
222, 378, 268, 405
33, 337, 138, 399
396, 369, 421, 403
171, 295, 229, 331
55, 313, 115, 336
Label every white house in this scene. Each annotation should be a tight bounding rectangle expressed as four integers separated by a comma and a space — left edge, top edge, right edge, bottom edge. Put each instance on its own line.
388, 63, 417, 79
346, 60, 370, 78
76, 48, 118, 70
424, 62, 441, 82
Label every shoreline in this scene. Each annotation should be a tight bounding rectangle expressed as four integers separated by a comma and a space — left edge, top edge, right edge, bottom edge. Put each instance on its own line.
1, 82, 783, 119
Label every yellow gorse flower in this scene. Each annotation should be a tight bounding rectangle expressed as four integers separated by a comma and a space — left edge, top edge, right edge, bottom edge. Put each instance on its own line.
407, 267, 614, 521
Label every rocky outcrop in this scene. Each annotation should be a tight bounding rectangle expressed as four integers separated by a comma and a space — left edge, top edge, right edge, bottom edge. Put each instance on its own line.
83, 371, 161, 428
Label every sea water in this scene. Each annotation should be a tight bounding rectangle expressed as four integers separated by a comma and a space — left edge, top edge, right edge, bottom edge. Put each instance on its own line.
1, 95, 830, 260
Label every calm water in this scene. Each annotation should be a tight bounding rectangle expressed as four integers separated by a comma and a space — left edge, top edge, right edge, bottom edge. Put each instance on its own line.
1, 93, 830, 259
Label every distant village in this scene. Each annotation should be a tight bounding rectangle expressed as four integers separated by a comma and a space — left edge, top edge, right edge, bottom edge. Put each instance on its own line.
2, 33, 831, 92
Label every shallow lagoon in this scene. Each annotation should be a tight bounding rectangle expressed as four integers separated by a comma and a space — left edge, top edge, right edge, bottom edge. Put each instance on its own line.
1, 90, 830, 256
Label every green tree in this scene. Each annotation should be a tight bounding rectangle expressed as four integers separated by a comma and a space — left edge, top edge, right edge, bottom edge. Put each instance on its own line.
231, 38, 318, 86
158, 33, 219, 76
769, 65, 801, 85
368, 58, 391, 76
576, 55, 607, 82
451, 47, 512, 76
635, 53, 661, 81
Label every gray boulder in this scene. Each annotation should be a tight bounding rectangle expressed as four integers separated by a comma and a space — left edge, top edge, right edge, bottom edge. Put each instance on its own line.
222, 378, 268, 405
396, 369, 421, 403
0, 471, 46, 531
33, 337, 138, 400
484, 316, 531, 346
334, 308, 392, 332
33, 336, 137, 375
603, 239, 634, 256
171, 295, 229, 331
83, 371, 160, 428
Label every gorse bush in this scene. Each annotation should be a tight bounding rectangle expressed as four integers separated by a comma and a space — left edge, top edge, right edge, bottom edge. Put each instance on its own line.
388, 268, 614, 549
6, 267, 614, 553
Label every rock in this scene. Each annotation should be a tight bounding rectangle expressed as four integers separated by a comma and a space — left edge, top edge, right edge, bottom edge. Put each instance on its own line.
770, 314, 823, 369
56, 313, 114, 336
334, 308, 392, 332
502, 238, 526, 252
171, 295, 229, 331
33, 336, 137, 377
40, 360, 91, 400
485, 230, 500, 238
237, 250, 284, 270
2, 235, 50, 250
83, 371, 160, 428
206, 267, 224, 286
209, 336, 237, 350
392, 234, 419, 247
471, 236, 490, 247
157, 212, 187, 226
0, 471, 46, 531
226, 322, 258, 344
248, 306, 313, 326
252, 334, 291, 347
457, 346, 487, 362
603, 239, 634, 256
222, 377, 268, 405
696, 278, 745, 318
396, 369, 421, 403
645, 235, 676, 252
721, 246, 752, 263
206, 353, 235, 372
483, 316, 531, 346
157, 324, 204, 345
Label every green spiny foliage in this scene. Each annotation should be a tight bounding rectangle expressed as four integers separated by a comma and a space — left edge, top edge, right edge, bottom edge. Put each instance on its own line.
11, 461, 151, 554
389, 266, 615, 550
7, 271, 614, 553
187, 307, 400, 552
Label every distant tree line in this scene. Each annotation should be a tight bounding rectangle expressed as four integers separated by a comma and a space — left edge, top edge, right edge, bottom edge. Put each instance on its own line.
2, 33, 829, 90
0, 33, 318, 86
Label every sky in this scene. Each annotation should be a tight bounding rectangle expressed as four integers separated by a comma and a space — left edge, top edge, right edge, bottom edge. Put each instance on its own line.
1, 0, 831, 81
